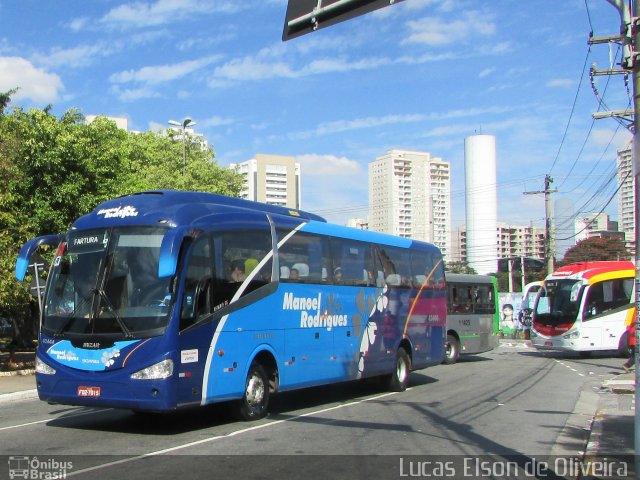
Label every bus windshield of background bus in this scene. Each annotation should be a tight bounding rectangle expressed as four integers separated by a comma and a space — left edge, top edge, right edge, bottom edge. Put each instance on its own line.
43, 227, 171, 338
534, 279, 583, 325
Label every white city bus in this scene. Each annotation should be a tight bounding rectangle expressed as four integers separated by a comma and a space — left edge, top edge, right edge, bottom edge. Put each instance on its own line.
531, 261, 635, 356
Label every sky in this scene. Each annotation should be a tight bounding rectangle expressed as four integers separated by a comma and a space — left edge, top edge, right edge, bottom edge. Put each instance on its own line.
0, 0, 634, 250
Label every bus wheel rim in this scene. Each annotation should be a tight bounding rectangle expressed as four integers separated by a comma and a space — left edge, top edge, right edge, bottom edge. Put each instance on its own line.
397, 357, 408, 382
246, 375, 265, 406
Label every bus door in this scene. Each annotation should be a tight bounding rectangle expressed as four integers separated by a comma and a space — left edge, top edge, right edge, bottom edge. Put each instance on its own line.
175, 213, 276, 406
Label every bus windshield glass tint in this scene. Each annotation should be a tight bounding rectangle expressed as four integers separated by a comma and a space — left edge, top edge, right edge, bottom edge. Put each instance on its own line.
43, 227, 171, 339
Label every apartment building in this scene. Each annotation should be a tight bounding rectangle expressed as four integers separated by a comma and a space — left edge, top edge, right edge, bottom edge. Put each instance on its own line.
451, 224, 545, 268
617, 145, 635, 249
230, 154, 301, 209
368, 149, 451, 259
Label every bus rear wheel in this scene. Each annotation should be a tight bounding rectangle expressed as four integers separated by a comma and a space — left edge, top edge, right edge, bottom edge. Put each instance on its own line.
238, 362, 270, 421
443, 334, 460, 365
386, 348, 411, 392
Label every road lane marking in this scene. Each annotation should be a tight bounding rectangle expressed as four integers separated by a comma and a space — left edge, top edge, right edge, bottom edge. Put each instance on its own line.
68, 391, 398, 476
0, 408, 113, 431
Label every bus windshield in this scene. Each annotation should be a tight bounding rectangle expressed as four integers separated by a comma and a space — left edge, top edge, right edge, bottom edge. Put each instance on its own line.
43, 226, 171, 339
534, 279, 583, 326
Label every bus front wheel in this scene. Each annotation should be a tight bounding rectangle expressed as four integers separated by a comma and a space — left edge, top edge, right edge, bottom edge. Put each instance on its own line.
238, 362, 270, 421
444, 334, 460, 365
386, 348, 411, 392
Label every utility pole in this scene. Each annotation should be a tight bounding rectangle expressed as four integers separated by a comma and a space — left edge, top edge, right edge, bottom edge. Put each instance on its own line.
594, 0, 638, 465
524, 175, 557, 273
631, 0, 640, 464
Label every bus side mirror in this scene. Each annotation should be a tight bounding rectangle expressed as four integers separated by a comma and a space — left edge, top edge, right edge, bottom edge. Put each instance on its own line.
158, 226, 192, 278
15, 234, 64, 281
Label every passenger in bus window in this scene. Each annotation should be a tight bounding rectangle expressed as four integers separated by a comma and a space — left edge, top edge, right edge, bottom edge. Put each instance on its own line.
333, 267, 343, 284
244, 258, 258, 276
229, 259, 246, 282
289, 268, 300, 281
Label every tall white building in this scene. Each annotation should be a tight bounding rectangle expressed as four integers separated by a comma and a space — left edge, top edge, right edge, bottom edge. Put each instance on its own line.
464, 135, 498, 274
368, 149, 451, 259
617, 145, 635, 249
230, 154, 301, 209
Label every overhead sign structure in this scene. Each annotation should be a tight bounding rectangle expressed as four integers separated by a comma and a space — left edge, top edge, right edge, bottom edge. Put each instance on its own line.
283, 0, 405, 41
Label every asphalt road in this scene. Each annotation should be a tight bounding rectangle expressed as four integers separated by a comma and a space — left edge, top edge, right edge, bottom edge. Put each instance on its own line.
0, 343, 623, 479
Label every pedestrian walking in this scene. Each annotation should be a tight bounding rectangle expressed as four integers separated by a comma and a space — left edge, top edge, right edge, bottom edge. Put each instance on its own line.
623, 321, 636, 373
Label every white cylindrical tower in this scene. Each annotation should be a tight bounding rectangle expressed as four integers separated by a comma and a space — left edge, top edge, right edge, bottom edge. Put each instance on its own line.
465, 135, 498, 274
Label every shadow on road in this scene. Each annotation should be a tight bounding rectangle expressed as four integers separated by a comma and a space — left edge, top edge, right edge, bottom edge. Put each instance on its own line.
43, 373, 440, 436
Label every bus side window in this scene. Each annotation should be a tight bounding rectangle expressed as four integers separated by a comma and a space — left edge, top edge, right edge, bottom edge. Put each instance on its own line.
279, 231, 330, 284
180, 238, 212, 330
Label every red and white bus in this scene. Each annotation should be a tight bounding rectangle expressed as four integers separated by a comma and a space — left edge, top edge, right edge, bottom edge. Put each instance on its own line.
531, 261, 636, 356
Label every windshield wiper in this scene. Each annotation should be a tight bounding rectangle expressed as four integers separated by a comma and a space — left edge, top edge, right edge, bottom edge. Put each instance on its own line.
94, 288, 134, 339
53, 291, 95, 337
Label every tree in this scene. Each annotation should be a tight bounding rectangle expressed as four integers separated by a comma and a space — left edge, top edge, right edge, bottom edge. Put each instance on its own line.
0, 97, 243, 347
444, 261, 477, 274
559, 237, 632, 266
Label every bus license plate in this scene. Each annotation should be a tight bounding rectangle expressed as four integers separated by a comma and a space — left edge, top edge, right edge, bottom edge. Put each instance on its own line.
77, 386, 101, 397
544, 341, 553, 347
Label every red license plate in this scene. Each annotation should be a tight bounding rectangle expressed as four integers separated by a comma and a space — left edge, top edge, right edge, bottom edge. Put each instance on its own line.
545, 341, 553, 347
77, 386, 101, 397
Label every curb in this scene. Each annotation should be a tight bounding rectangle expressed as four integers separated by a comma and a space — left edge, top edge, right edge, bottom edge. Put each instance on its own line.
0, 388, 38, 404
602, 378, 635, 394
0, 369, 35, 377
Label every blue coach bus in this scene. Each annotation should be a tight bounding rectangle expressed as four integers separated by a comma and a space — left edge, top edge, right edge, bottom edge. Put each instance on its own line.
16, 191, 446, 419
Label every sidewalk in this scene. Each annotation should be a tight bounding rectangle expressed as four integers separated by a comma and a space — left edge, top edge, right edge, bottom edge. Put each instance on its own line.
583, 371, 636, 477
0, 370, 37, 402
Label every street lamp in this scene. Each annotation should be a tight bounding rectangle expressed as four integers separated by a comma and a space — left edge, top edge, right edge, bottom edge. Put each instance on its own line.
168, 117, 196, 176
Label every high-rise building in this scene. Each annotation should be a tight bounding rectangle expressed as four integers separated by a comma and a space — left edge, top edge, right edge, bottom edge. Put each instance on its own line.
617, 145, 635, 250
451, 224, 545, 267
368, 149, 451, 259
464, 134, 498, 274
230, 154, 301, 209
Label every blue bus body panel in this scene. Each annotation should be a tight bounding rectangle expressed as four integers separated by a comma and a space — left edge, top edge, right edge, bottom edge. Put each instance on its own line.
36, 333, 178, 411
198, 281, 446, 405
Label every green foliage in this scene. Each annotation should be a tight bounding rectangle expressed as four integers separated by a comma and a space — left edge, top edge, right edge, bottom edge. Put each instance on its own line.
0, 93, 243, 344
444, 261, 477, 274
559, 237, 632, 266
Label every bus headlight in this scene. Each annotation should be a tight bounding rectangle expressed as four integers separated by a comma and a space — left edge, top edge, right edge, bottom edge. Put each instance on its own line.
130, 359, 174, 380
563, 331, 580, 339
35, 356, 56, 375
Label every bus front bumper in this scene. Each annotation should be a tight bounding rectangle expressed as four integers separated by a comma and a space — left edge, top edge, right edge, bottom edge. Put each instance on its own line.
35, 361, 177, 412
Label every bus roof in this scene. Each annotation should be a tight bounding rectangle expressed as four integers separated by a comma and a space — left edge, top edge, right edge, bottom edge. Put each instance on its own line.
444, 273, 496, 285
71, 190, 326, 230
549, 261, 635, 281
